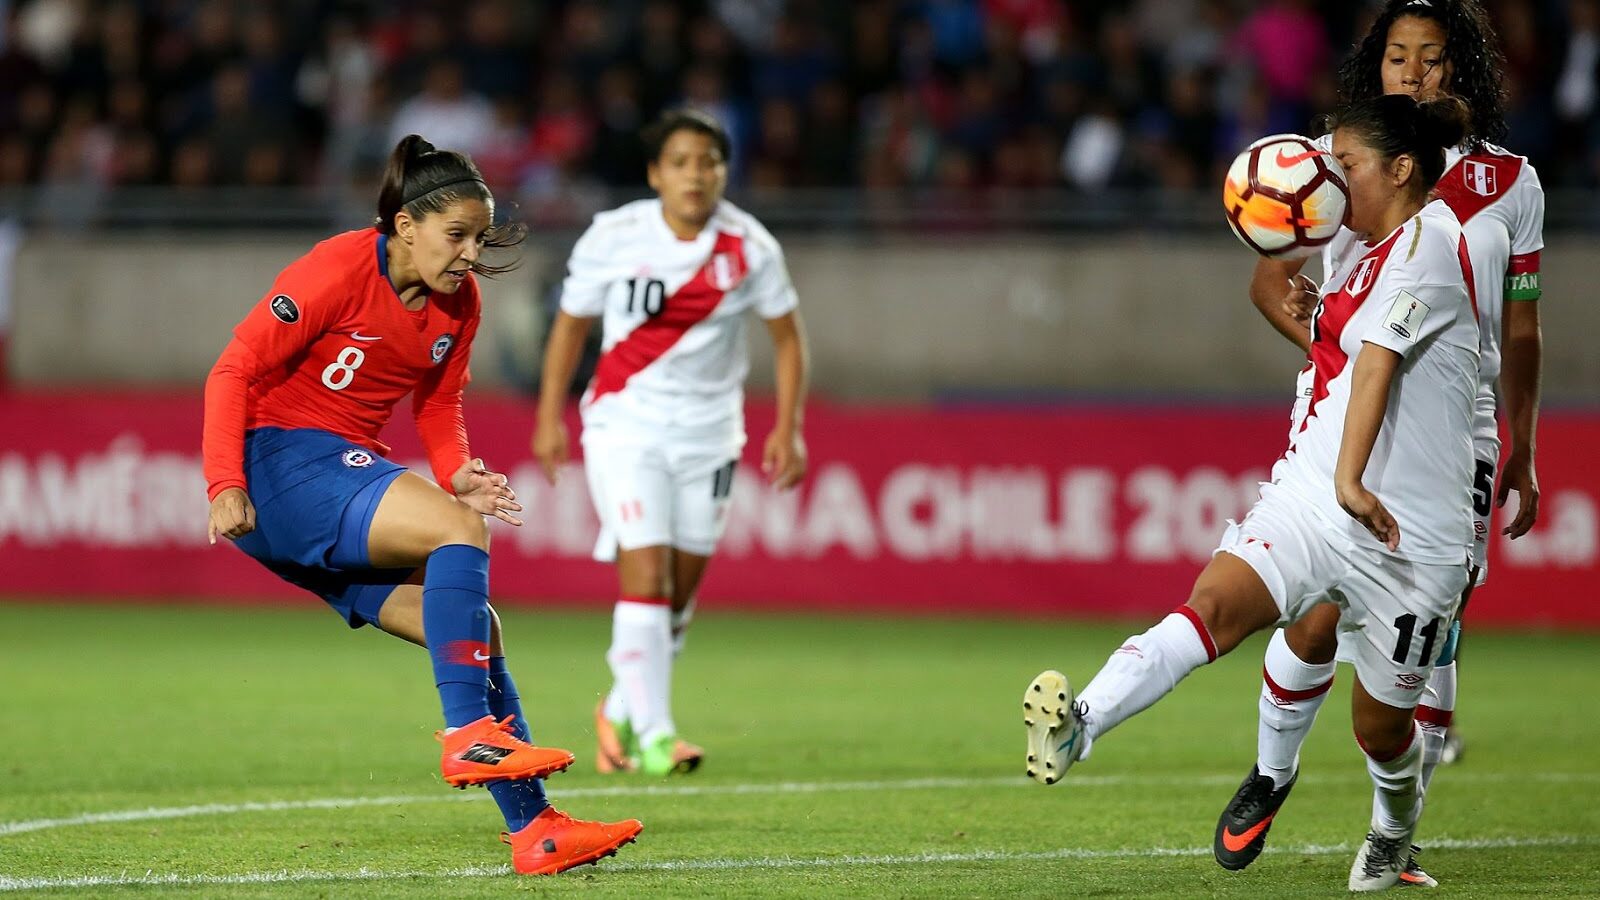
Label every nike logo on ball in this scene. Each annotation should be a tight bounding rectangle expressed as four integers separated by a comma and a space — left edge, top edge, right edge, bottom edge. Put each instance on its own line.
1274, 148, 1322, 167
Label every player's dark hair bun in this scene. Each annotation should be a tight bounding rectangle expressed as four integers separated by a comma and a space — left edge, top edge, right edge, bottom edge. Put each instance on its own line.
1321, 93, 1473, 195
1415, 95, 1471, 153
374, 134, 525, 277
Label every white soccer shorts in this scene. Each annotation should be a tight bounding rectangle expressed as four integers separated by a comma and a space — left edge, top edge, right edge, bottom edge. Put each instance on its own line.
581, 429, 740, 562
1217, 483, 1470, 708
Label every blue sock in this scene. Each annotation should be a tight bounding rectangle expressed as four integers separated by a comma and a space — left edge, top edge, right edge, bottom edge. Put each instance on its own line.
422, 544, 493, 728
485, 656, 549, 830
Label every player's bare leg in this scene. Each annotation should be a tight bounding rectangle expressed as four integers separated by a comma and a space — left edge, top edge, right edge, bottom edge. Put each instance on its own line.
601, 545, 680, 773
1348, 679, 1425, 892
598, 545, 707, 775
1029, 553, 1278, 784
1215, 602, 1340, 870
365, 474, 577, 790
365, 471, 489, 567
656, 548, 710, 774
1393, 576, 1474, 888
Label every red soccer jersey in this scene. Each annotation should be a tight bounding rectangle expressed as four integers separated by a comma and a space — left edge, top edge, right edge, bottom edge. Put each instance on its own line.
203, 229, 479, 500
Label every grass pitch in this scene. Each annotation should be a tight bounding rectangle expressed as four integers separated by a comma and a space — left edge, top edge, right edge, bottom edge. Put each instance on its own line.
1, 600, 1597, 897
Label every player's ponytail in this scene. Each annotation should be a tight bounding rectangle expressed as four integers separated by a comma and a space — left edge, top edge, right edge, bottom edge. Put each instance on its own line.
1321, 94, 1472, 198
374, 134, 526, 277
1414, 96, 1471, 157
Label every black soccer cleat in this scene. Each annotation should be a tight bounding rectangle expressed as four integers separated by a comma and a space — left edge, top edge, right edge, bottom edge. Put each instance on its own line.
1213, 765, 1297, 871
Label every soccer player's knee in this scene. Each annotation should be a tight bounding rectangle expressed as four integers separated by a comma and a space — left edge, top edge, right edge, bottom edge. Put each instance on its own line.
634, 568, 670, 599
439, 505, 491, 550
1354, 712, 1414, 758
1183, 590, 1230, 643
1285, 615, 1338, 664
619, 558, 670, 598
1185, 588, 1264, 655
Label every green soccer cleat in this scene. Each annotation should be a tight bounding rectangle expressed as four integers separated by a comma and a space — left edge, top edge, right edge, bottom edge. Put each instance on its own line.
636, 732, 705, 776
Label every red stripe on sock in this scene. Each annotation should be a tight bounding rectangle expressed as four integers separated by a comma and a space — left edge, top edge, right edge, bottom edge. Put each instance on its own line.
620, 594, 670, 606
1415, 705, 1454, 728
1174, 605, 1217, 662
1356, 724, 1418, 763
1262, 667, 1334, 704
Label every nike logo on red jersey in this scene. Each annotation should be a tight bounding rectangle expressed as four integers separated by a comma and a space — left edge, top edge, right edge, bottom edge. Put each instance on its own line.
350, 332, 383, 342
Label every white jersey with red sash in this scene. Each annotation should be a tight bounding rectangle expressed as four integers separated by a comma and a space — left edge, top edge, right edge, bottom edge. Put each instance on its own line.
560, 198, 799, 444
1304, 137, 1544, 444
1276, 199, 1480, 563
1433, 144, 1545, 444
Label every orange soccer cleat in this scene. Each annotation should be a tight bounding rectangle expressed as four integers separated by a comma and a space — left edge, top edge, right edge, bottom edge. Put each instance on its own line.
501, 806, 644, 875
436, 715, 575, 788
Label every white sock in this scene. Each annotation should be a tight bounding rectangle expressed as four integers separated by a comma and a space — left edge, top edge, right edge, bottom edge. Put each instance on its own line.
606, 599, 675, 745
671, 597, 696, 658
606, 599, 695, 728
602, 684, 628, 725
1418, 661, 1457, 795
1257, 629, 1336, 789
1365, 725, 1423, 838
1078, 609, 1216, 749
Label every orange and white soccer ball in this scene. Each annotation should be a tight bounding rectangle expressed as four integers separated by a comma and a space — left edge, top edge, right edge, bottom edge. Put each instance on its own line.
1222, 134, 1349, 259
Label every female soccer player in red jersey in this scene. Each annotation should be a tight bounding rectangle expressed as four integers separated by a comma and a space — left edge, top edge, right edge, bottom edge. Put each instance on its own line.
532, 109, 809, 777
1218, 2, 1545, 884
1025, 95, 1481, 892
202, 135, 641, 876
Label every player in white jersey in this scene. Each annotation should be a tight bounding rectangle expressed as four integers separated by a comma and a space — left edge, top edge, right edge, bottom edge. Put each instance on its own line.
532, 110, 810, 777
1217, 1, 1545, 885
1023, 95, 1478, 893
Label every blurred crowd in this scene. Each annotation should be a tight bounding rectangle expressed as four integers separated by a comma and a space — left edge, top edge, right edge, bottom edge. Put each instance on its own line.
1, 0, 1597, 202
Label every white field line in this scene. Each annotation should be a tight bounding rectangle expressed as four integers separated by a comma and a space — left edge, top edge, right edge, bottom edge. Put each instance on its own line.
1, 834, 1594, 892
3, 771, 1596, 839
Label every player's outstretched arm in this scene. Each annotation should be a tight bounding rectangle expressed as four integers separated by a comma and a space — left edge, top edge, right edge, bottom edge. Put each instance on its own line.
762, 310, 809, 490
1251, 256, 1314, 353
1334, 343, 1403, 551
531, 312, 595, 485
1497, 298, 1542, 537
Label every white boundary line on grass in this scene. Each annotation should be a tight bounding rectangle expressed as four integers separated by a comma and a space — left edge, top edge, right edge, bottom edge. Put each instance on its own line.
3, 771, 1597, 838
1, 834, 1594, 891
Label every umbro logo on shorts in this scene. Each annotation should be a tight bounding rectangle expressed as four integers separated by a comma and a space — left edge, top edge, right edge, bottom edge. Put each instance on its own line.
461, 743, 514, 765
1393, 673, 1425, 691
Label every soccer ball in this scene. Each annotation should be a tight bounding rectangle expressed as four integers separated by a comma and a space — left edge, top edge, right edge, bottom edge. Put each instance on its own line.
1222, 134, 1349, 259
